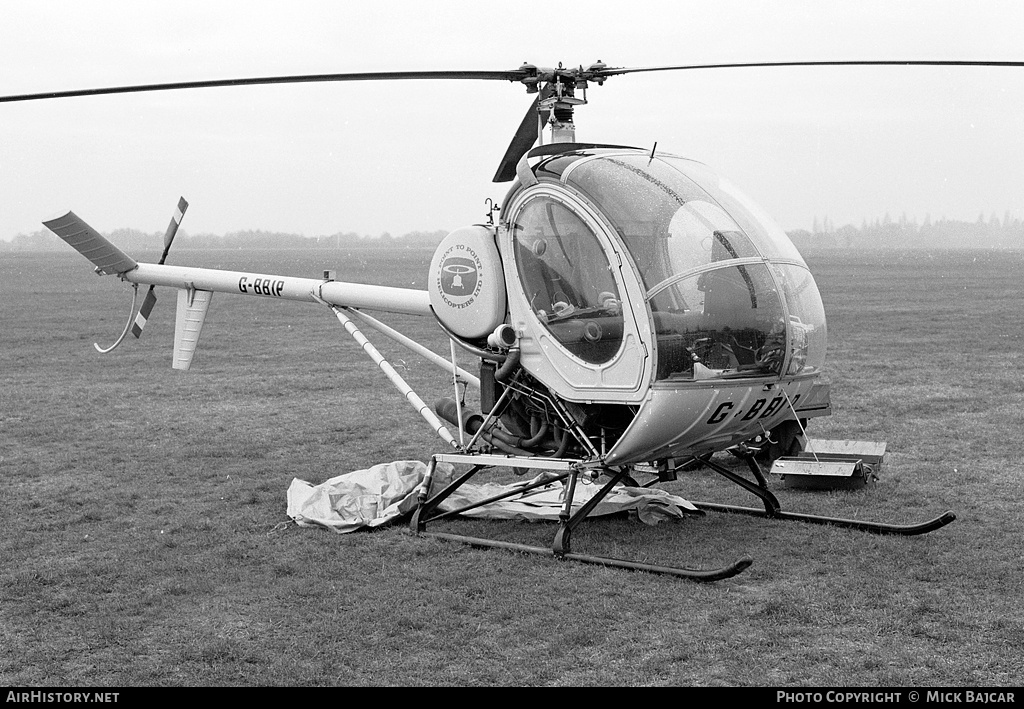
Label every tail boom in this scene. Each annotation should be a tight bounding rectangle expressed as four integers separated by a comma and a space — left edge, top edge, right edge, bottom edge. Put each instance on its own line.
126, 263, 431, 315
45, 209, 433, 375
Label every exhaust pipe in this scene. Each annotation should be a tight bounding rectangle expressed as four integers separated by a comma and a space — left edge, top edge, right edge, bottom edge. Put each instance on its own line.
434, 398, 537, 457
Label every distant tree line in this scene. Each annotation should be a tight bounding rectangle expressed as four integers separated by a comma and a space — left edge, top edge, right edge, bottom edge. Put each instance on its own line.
0, 228, 449, 252
4, 214, 1023, 253
789, 212, 1024, 251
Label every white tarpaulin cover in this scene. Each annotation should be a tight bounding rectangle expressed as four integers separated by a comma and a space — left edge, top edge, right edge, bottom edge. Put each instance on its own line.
286, 460, 698, 533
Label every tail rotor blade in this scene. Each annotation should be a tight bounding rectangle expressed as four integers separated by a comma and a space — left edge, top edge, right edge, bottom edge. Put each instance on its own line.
133, 197, 189, 339
131, 286, 158, 339
159, 196, 188, 264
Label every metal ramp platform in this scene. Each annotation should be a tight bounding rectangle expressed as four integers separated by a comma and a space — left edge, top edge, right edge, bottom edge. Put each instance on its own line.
770, 439, 886, 490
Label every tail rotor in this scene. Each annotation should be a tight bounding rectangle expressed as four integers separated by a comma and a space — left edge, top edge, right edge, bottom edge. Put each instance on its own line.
47, 196, 189, 353
129, 197, 188, 340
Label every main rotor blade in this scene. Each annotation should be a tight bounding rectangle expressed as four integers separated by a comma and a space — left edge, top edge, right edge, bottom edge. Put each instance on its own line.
493, 97, 542, 183
8, 60, 1021, 104
8, 60, 1022, 104
492, 84, 555, 183
0, 69, 527, 103
594, 59, 1024, 79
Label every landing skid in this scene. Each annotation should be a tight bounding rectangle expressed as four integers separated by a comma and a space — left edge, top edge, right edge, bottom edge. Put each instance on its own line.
688, 501, 956, 535
409, 449, 955, 582
690, 451, 957, 536
423, 532, 753, 582
410, 453, 753, 582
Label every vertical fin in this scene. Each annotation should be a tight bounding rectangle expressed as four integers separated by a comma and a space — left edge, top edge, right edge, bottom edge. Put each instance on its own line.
173, 287, 213, 371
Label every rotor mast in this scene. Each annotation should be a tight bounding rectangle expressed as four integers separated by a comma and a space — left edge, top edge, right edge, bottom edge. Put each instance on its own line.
518, 62, 607, 145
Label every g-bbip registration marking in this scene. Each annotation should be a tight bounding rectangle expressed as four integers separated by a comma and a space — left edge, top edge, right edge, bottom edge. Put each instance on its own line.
238, 276, 285, 297
705, 393, 800, 425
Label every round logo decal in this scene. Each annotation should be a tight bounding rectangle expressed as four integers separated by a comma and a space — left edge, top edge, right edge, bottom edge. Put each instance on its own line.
436, 244, 483, 310
440, 257, 478, 296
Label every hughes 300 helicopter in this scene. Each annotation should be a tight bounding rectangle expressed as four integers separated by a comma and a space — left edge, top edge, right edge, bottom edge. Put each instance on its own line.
9, 59, 1000, 581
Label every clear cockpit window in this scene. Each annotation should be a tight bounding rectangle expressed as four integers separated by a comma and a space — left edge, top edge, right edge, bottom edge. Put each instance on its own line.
565, 155, 763, 290
661, 157, 809, 265
770, 263, 827, 374
565, 154, 811, 280
649, 262, 788, 380
512, 198, 624, 364
558, 151, 825, 380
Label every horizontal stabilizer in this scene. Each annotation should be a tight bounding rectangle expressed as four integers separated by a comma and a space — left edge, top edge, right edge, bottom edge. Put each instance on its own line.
43, 211, 138, 275
173, 288, 213, 371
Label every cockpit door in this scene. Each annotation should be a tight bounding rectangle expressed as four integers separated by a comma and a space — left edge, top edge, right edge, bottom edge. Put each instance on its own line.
501, 185, 651, 404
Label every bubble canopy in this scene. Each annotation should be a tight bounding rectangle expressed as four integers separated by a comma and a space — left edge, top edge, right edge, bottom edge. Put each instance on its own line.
526, 149, 826, 381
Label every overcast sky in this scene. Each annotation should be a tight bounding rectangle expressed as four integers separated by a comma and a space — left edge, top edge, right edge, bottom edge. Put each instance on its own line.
2, 0, 1023, 240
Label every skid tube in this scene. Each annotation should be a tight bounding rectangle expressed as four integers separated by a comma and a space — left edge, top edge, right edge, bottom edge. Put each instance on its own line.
410, 453, 753, 582
690, 451, 957, 536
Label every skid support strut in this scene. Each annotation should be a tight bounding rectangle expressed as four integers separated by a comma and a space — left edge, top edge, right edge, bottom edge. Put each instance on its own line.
411, 453, 753, 582
692, 451, 956, 536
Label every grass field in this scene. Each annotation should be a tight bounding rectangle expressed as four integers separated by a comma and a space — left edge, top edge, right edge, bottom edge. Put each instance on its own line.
2, 244, 1023, 686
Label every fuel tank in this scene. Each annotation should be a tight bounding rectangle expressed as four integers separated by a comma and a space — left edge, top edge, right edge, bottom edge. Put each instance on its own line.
429, 225, 507, 339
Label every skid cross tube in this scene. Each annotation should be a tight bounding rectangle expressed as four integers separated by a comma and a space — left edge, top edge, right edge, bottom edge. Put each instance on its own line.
552, 466, 631, 555
699, 453, 782, 516
411, 453, 753, 581
691, 452, 957, 536
410, 460, 485, 533
415, 467, 572, 530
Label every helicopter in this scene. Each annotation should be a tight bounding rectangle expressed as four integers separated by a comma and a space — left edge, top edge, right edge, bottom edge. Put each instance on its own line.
6, 59, 996, 581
